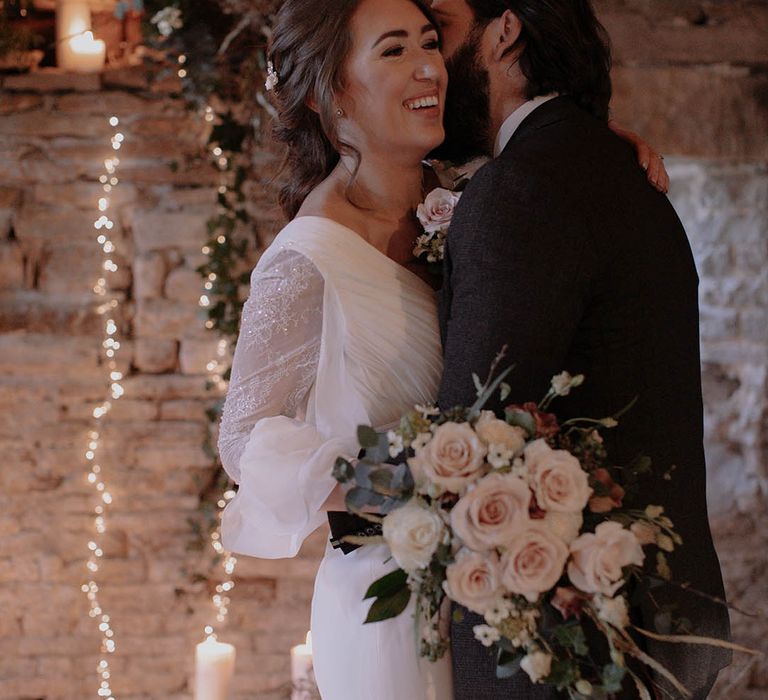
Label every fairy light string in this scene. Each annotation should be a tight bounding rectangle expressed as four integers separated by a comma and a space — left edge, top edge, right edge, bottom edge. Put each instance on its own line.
80, 114, 126, 700
199, 114, 238, 641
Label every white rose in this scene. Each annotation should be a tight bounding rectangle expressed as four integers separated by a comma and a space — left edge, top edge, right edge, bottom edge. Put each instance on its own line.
524, 439, 592, 513
500, 525, 569, 602
475, 411, 527, 452
416, 188, 461, 234
382, 500, 444, 573
593, 594, 630, 630
543, 510, 583, 544
443, 548, 503, 615
520, 649, 552, 683
408, 421, 486, 494
450, 473, 531, 551
568, 521, 645, 596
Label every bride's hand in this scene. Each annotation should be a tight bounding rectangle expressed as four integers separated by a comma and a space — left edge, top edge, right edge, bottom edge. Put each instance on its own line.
609, 119, 670, 194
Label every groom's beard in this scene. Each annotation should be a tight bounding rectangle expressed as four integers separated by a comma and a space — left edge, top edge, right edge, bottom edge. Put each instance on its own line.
430, 34, 492, 164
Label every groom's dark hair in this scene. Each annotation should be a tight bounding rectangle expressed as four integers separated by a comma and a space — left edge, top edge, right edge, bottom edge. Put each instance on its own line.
465, 0, 612, 120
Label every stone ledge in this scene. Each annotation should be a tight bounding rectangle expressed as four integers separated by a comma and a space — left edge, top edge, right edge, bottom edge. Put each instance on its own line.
3, 68, 101, 93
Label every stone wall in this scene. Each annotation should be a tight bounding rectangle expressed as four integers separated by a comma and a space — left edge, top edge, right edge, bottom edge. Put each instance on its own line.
0, 1, 766, 698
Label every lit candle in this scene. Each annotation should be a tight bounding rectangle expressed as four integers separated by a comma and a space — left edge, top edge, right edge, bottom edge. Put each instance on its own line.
68, 30, 106, 73
290, 631, 316, 700
195, 636, 236, 700
55, 0, 105, 72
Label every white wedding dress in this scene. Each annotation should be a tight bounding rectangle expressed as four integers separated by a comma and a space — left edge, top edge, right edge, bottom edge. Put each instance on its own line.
217, 216, 453, 699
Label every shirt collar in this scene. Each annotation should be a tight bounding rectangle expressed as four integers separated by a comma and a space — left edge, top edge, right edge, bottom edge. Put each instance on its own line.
493, 93, 560, 158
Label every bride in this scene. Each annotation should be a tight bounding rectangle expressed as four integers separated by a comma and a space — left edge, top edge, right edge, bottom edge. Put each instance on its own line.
216, 0, 666, 697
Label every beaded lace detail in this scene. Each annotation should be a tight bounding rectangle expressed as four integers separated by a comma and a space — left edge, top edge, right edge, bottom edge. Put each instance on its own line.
218, 249, 323, 482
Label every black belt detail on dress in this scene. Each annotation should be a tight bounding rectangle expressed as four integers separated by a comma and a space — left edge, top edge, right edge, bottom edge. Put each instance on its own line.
327, 511, 383, 555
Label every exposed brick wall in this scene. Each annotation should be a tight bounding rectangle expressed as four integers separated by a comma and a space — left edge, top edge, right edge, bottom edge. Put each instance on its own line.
0, 1, 766, 697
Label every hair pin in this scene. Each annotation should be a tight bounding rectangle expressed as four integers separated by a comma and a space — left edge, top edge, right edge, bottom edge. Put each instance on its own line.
265, 60, 279, 91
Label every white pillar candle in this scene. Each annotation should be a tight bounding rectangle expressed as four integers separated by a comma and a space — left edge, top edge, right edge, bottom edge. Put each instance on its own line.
291, 631, 316, 700
195, 636, 236, 700
68, 30, 106, 72
56, 0, 92, 70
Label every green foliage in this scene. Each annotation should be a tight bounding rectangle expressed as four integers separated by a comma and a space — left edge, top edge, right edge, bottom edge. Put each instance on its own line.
601, 663, 626, 693
364, 568, 408, 600
553, 623, 589, 657
363, 568, 411, 623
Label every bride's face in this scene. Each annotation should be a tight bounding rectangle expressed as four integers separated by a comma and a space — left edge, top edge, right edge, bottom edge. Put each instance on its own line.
337, 0, 448, 160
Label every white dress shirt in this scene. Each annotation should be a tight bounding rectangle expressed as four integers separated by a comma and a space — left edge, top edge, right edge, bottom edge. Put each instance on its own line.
493, 93, 560, 157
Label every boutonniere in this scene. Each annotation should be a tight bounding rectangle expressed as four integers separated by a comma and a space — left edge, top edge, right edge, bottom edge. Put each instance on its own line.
414, 157, 490, 267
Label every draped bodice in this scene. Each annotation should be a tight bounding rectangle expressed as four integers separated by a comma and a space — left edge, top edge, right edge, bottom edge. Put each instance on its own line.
266, 216, 443, 433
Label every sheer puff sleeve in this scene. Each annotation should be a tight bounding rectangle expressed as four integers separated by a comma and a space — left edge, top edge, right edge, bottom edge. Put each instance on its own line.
218, 249, 350, 558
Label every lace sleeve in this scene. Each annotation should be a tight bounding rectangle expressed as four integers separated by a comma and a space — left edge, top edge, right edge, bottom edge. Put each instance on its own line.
217, 249, 323, 483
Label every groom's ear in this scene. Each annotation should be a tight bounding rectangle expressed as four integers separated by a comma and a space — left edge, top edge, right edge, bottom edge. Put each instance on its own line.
491, 9, 523, 63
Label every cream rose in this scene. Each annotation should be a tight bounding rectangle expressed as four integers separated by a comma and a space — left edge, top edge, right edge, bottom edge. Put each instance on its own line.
450, 473, 531, 551
568, 521, 645, 596
543, 510, 583, 544
409, 421, 486, 494
443, 548, 503, 615
520, 649, 552, 683
524, 439, 592, 513
500, 525, 569, 602
475, 411, 528, 453
382, 500, 445, 574
416, 187, 461, 234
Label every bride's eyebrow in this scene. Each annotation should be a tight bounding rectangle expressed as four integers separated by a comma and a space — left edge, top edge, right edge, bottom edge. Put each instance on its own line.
371, 23, 438, 48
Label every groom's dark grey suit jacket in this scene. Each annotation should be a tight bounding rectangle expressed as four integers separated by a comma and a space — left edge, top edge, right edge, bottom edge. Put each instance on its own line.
438, 96, 731, 699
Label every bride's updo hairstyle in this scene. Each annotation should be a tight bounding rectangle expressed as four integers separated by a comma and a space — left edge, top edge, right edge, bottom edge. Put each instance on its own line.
268, 0, 438, 219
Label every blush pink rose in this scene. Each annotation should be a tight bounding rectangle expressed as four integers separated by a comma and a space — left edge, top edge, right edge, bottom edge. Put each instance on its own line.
416, 188, 461, 234
450, 473, 531, 551
444, 548, 503, 615
409, 421, 486, 494
568, 521, 645, 596
524, 439, 592, 513
500, 525, 569, 602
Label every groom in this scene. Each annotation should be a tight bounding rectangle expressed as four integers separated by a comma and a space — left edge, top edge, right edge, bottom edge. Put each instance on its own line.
432, 0, 731, 698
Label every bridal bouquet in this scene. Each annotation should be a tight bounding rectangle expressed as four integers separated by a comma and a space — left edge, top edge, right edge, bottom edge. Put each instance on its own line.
332, 356, 711, 699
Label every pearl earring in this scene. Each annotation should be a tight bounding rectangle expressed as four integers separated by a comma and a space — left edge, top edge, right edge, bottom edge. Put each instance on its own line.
335, 107, 344, 117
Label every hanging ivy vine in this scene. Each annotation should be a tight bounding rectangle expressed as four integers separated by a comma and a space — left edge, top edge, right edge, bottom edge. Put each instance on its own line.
142, 0, 278, 551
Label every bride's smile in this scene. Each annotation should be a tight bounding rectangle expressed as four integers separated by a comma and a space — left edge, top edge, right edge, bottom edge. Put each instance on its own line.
337, 0, 448, 159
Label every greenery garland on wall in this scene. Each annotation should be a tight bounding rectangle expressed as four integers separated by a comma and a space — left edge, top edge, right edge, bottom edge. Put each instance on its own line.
143, 0, 278, 552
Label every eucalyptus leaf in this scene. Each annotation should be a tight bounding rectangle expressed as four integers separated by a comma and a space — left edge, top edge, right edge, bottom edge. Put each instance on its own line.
364, 432, 392, 464
369, 468, 394, 491
505, 408, 537, 436
496, 648, 522, 679
357, 425, 380, 448
345, 486, 384, 509
364, 586, 411, 623
354, 462, 372, 489
601, 663, 626, 693
332, 457, 355, 483
379, 497, 405, 514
